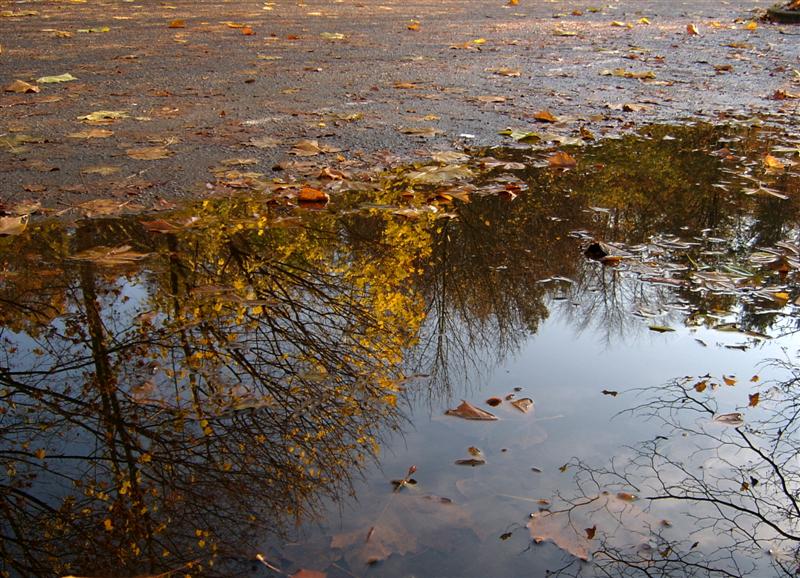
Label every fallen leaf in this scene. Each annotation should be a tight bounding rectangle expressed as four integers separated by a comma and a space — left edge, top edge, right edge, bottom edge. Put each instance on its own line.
585, 526, 596, 540
320, 32, 346, 40
600, 68, 656, 80
533, 110, 558, 123
744, 20, 757, 31
291, 139, 342, 156
431, 151, 469, 164
488, 66, 521, 77
78, 110, 129, 123
445, 400, 498, 420
764, 154, 785, 170
713, 412, 744, 426
290, 570, 327, 578
407, 20, 420, 31
528, 511, 589, 561
77, 199, 132, 217
168, 18, 185, 28
398, 126, 441, 137
548, 151, 577, 169
127, 146, 173, 160
298, 186, 330, 204
68, 128, 114, 139
601, 390, 618, 397
140, 219, 182, 233
510, 397, 534, 413
476, 95, 506, 103
0, 215, 29, 236
81, 165, 120, 175
694, 380, 707, 393
248, 136, 279, 148
723, 375, 736, 386
748, 393, 759, 407
687, 23, 699, 35
616, 492, 638, 502
5, 80, 39, 93
486, 397, 502, 407
454, 458, 486, 466
648, 325, 675, 333
36, 73, 77, 83
69, 245, 150, 266
241, 26, 254, 35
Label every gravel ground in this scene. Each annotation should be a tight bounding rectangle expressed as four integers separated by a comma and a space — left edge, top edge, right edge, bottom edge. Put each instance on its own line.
1, 0, 798, 208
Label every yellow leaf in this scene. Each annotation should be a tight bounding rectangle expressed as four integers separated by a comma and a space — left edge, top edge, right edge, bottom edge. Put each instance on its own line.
104, 519, 114, 531
0, 215, 29, 236
407, 20, 420, 31
723, 375, 737, 386
744, 20, 757, 31
168, 18, 185, 28
548, 151, 577, 168
763, 154, 785, 170
687, 23, 699, 35
533, 110, 558, 123
126, 146, 173, 160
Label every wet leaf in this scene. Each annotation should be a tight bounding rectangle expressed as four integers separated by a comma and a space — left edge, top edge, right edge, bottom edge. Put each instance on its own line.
36, 73, 77, 83
694, 380, 707, 393
0, 215, 29, 236
533, 110, 558, 123
528, 511, 590, 561
713, 412, 745, 426
398, 126, 442, 137
127, 146, 173, 160
648, 325, 675, 333
454, 458, 486, 466
291, 570, 326, 578
140, 219, 182, 233
291, 139, 342, 156
616, 492, 638, 502
748, 393, 759, 407
510, 397, 534, 413
5, 80, 39, 93
81, 165, 120, 175
687, 23, 699, 35
69, 245, 151, 267
751, 375, 759, 382
431, 151, 469, 164
500, 532, 513, 540
168, 18, 185, 28
486, 397, 502, 407
600, 68, 656, 80
467, 446, 482, 456
548, 151, 577, 169
763, 154, 786, 170
601, 390, 618, 397
445, 400, 497, 420
249, 136, 279, 148
78, 110, 129, 123
77, 199, 132, 217
68, 128, 114, 139
297, 187, 330, 204
488, 66, 521, 77
585, 525, 596, 540
723, 375, 737, 386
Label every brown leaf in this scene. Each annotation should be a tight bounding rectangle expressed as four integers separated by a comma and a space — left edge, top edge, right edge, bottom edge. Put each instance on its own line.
601, 389, 618, 397
533, 110, 558, 123
126, 146, 173, 160
723, 375, 737, 386
477, 95, 506, 103
290, 139, 342, 156
140, 219, 182, 233
764, 154, 785, 170
168, 19, 185, 28
548, 151, 577, 168
694, 380, 707, 393
713, 412, 744, 426
5, 79, 39, 93
398, 126, 442, 137
585, 525, 596, 540
489, 66, 521, 77
0, 215, 29, 236
486, 397, 502, 407
616, 492, 638, 502
454, 458, 486, 466
687, 23, 699, 35
77, 199, 131, 217
510, 397, 534, 413
528, 511, 590, 561
748, 393, 760, 407
445, 400, 497, 420
242, 26, 255, 35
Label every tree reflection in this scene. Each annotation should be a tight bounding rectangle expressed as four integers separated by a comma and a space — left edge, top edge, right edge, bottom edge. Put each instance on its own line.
0, 201, 427, 577
537, 363, 800, 577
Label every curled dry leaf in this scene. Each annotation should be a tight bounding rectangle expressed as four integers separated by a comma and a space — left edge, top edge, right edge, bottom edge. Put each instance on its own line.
445, 400, 497, 420
510, 397, 534, 413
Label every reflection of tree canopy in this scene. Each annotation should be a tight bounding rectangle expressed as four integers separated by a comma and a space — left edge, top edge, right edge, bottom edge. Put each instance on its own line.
538, 363, 800, 577
0, 199, 429, 577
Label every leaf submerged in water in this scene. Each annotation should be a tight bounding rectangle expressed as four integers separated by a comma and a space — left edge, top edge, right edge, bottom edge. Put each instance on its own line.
445, 400, 497, 420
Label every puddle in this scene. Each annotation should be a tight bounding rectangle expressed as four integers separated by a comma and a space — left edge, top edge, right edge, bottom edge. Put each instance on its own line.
2, 121, 800, 577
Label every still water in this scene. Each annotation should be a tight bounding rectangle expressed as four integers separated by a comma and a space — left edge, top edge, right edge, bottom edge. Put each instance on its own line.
2, 121, 800, 577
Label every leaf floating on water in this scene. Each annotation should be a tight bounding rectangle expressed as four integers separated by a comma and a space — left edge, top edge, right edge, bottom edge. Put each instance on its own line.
750, 375, 759, 382
140, 219, 182, 233
468, 446, 482, 456
585, 525, 596, 540
616, 492, 638, 502
486, 397, 502, 407
548, 151, 577, 169
648, 325, 675, 333
748, 393, 760, 407
722, 375, 736, 386
0, 215, 29, 236
510, 397, 534, 413
528, 511, 590, 561
297, 186, 330, 204
713, 412, 745, 426
601, 390, 618, 397
500, 532, 513, 540
445, 400, 497, 420
455, 458, 486, 466
291, 570, 327, 578
694, 380, 707, 393
763, 154, 786, 170
69, 245, 151, 267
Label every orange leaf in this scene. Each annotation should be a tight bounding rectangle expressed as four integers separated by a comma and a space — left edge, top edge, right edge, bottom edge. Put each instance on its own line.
533, 110, 558, 123
694, 380, 707, 393
687, 23, 699, 35
764, 154, 785, 170
723, 375, 736, 386
548, 151, 577, 168
748, 393, 759, 407
168, 19, 185, 28
297, 187, 329, 204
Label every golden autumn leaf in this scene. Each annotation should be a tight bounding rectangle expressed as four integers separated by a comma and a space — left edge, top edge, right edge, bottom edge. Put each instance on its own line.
533, 110, 558, 123
0, 214, 29, 236
763, 154, 785, 170
297, 186, 329, 204
126, 146, 173, 160
510, 397, 534, 413
687, 23, 699, 35
723, 375, 737, 386
748, 393, 759, 407
168, 18, 185, 28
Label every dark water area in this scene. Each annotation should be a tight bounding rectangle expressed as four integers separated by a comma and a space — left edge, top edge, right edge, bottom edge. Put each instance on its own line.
2, 121, 800, 577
